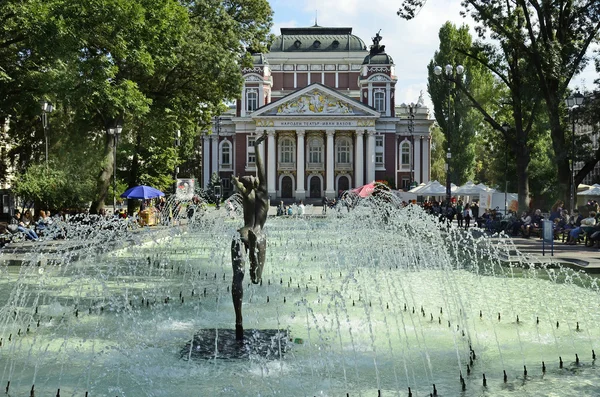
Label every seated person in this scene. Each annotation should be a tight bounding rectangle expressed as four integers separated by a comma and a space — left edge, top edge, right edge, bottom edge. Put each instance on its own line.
566, 211, 596, 244
277, 201, 285, 216
522, 209, 543, 237
511, 211, 530, 236
10, 210, 39, 241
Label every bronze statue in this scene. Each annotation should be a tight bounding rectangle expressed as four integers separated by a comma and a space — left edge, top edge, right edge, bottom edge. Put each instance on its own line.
231, 132, 268, 340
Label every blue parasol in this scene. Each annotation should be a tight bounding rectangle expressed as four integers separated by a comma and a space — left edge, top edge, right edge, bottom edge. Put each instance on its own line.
120, 185, 165, 199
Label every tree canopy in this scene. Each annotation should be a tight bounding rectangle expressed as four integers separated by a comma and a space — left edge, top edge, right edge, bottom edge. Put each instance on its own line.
0, 0, 273, 212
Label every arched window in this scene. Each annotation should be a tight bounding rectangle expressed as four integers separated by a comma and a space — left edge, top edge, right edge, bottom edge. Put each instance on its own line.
400, 141, 411, 169
246, 89, 258, 112
336, 138, 351, 164
220, 141, 231, 166
280, 138, 295, 163
374, 90, 385, 112
308, 138, 323, 164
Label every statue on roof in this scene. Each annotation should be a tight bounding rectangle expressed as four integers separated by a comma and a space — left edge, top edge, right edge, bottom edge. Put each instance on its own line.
370, 30, 385, 56
417, 90, 425, 106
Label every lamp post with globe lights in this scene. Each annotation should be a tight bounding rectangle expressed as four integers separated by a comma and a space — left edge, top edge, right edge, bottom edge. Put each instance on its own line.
565, 91, 584, 212
433, 64, 465, 208
107, 124, 123, 211
39, 100, 54, 169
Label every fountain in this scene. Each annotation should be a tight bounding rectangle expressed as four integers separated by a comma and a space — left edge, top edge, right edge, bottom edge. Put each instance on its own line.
1, 199, 599, 396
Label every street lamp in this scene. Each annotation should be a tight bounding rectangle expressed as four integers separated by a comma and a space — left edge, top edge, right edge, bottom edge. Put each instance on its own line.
174, 129, 181, 194
565, 91, 584, 212
107, 123, 123, 211
502, 123, 510, 215
434, 64, 465, 207
39, 100, 54, 169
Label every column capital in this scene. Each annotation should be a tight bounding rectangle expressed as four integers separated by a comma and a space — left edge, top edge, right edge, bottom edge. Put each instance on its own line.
296, 129, 306, 137
211, 134, 219, 141
366, 128, 376, 136
355, 129, 365, 137
326, 129, 336, 137
266, 128, 276, 137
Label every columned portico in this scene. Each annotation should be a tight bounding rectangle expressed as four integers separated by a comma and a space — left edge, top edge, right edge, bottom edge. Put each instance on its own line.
354, 130, 364, 187
267, 129, 276, 197
295, 129, 306, 199
325, 129, 335, 197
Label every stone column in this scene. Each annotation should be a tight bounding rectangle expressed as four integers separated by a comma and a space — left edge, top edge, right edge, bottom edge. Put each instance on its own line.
325, 129, 335, 197
414, 136, 422, 183
211, 135, 219, 179
385, 83, 391, 117
354, 130, 364, 187
366, 129, 376, 183
267, 129, 276, 197
203, 135, 210, 188
295, 129, 306, 199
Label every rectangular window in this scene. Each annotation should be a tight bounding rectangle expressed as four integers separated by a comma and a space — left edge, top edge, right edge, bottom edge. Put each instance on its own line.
222, 178, 231, 189
375, 135, 384, 166
247, 137, 256, 164
401, 177, 410, 190
374, 91, 385, 112
246, 90, 258, 112
221, 143, 230, 166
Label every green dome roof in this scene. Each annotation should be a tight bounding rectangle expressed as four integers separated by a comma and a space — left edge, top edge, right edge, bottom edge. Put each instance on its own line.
269, 26, 367, 53
362, 53, 394, 65
250, 53, 268, 65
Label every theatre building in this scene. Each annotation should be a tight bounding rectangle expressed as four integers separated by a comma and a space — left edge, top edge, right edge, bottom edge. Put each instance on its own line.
202, 25, 434, 200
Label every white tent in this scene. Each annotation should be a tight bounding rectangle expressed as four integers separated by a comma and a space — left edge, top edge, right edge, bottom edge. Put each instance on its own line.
408, 182, 427, 193
417, 180, 448, 195
577, 185, 600, 196
454, 181, 493, 195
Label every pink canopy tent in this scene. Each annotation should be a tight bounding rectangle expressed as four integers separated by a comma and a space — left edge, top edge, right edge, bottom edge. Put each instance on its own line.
351, 182, 376, 198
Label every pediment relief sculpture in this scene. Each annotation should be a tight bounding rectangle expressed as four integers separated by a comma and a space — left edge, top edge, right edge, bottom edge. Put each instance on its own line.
276, 91, 355, 115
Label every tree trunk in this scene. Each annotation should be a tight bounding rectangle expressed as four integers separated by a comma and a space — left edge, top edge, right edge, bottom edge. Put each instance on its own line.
127, 132, 142, 216
513, 141, 531, 212
546, 91, 570, 209
89, 133, 114, 214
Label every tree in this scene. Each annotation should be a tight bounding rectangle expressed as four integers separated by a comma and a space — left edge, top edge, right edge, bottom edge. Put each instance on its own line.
428, 22, 495, 186
425, 17, 544, 211
429, 124, 448, 182
399, 0, 600, 209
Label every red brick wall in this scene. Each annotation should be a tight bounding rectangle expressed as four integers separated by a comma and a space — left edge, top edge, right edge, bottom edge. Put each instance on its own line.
338, 73, 349, 89
349, 73, 359, 89
310, 73, 322, 84
384, 134, 396, 175
235, 133, 248, 177
283, 74, 294, 90
324, 73, 335, 88
272, 73, 283, 90
297, 73, 308, 87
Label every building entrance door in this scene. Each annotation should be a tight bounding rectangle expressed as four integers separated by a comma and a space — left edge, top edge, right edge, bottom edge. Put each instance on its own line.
309, 176, 321, 198
281, 176, 293, 198
338, 176, 350, 194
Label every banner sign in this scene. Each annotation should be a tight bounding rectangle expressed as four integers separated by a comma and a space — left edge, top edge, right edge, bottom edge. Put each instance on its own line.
176, 178, 195, 201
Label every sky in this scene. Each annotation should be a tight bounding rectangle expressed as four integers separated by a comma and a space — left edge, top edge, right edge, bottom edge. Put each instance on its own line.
268, 0, 598, 112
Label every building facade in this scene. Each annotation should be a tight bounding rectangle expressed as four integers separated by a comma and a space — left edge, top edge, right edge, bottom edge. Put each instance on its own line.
202, 26, 434, 200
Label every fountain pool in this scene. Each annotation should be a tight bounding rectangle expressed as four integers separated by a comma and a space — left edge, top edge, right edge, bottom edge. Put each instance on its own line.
1, 205, 599, 396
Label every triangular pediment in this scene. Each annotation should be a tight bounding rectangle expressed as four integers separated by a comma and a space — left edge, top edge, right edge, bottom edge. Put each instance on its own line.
252, 83, 380, 117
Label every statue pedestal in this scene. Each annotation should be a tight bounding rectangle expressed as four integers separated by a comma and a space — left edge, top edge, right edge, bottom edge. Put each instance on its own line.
181, 328, 290, 360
